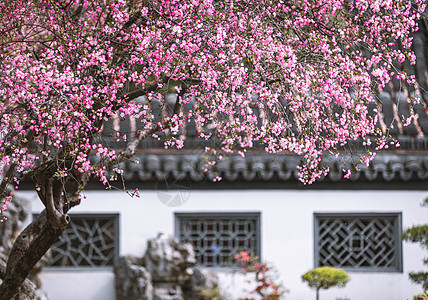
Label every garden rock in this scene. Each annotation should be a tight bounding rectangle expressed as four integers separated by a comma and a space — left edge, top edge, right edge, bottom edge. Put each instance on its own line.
143, 233, 196, 283
115, 256, 153, 300
115, 233, 219, 300
182, 267, 219, 300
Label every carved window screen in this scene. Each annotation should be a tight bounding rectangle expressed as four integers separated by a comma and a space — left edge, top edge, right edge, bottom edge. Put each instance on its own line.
44, 214, 119, 268
314, 213, 402, 272
175, 213, 261, 267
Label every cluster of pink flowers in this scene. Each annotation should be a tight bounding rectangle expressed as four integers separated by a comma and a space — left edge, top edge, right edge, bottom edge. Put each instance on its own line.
0, 0, 425, 217
234, 251, 285, 299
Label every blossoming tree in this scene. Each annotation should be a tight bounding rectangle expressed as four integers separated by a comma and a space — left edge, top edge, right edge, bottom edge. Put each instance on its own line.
0, 0, 425, 297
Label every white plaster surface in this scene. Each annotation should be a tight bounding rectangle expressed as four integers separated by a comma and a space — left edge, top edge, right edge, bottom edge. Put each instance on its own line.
39, 270, 115, 300
18, 189, 428, 300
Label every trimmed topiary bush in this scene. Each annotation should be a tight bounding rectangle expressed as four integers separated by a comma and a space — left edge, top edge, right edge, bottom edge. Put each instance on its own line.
302, 266, 350, 300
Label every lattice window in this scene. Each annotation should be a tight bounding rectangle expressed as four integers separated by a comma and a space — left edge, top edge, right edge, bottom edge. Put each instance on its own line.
45, 214, 119, 268
314, 213, 402, 272
175, 213, 261, 267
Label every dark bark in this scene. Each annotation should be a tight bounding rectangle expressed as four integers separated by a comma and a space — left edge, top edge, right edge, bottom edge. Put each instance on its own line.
0, 259, 37, 300
0, 173, 74, 299
0, 164, 16, 200
0, 210, 68, 300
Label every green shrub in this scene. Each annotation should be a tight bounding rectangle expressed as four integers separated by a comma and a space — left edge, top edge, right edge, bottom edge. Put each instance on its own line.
413, 292, 428, 300
402, 197, 428, 296
199, 285, 228, 300
302, 266, 350, 300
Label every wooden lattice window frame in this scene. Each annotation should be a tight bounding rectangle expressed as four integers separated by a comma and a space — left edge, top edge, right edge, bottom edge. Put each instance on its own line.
175, 212, 261, 268
40, 214, 120, 268
314, 212, 402, 272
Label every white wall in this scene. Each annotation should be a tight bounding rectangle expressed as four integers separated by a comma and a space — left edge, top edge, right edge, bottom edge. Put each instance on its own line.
40, 271, 115, 300
19, 189, 428, 300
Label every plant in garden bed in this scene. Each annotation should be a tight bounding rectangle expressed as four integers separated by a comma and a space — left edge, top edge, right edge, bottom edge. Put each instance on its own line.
302, 266, 349, 300
199, 285, 229, 300
414, 293, 428, 300
403, 197, 428, 298
234, 251, 286, 299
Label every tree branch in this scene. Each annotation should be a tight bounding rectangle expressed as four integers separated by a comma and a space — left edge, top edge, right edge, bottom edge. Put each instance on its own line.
123, 82, 161, 102
0, 164, 16, 202
45, 179, 69, 230
108, 86, 186, 167
0, 210, 66, 300
123, 12, 144, 29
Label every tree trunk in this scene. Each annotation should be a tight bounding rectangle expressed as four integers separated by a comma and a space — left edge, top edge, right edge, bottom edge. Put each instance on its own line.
316, 287, 320, 300
0, 210, 69, 300
0, 260, 37, 300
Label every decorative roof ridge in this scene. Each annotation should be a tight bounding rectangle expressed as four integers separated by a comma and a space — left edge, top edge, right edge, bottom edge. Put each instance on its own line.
107, 152, 428, 183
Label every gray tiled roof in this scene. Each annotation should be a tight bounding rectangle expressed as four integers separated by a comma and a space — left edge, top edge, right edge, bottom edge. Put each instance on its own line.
111, 152, 428, 183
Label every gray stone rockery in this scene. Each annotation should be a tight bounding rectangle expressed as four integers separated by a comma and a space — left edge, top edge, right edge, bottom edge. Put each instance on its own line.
115, 233, 220, 300
115, 256, 153, 300
181, 267, 219, 300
